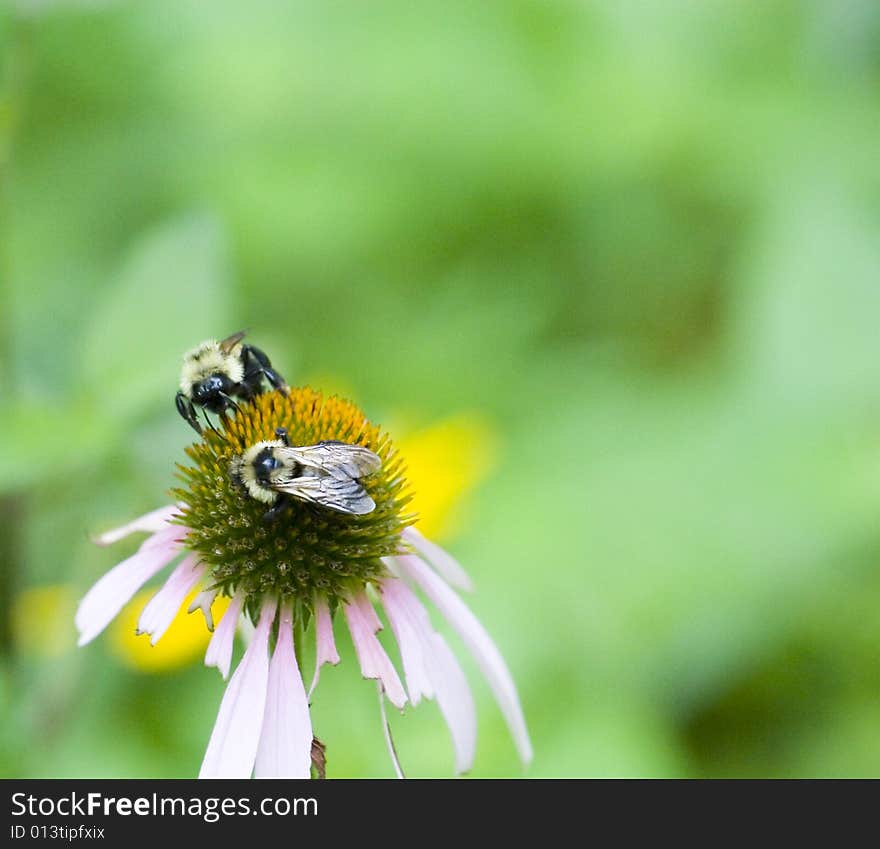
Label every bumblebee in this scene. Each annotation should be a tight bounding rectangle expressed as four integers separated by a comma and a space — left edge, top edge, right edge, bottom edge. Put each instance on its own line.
175, 331, 287, 434
230, 428, 381, 520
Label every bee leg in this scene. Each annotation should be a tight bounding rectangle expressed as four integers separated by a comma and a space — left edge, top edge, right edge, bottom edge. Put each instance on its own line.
274, 427, 290, 446
202, 408, 226, 442
262, 364, 289, 394
262, 496, 290, 524
229, 379, 257, 402
242, 344, 288, 395
218, 392, 243, 417
175, 392, 203, 435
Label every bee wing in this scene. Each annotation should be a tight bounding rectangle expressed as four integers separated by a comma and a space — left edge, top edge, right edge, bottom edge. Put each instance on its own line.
218, 330, 247, 354
279, 442, 381, 480
271, 472, 377, 515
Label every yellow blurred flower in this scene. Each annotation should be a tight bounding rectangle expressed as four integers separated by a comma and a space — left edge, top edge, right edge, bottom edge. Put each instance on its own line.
13, 584, 76, 657
110, 590, 229, 674
396, 414, 498, 542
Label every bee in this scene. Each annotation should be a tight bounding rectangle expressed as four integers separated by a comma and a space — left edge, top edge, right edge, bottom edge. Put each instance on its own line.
175, 331, 288, 434
230, 427, 382, 520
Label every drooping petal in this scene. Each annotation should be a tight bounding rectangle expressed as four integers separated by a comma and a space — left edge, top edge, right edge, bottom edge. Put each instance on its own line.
92, 504, 183, 547
199, 598, 277, 779
381, 577, 475, 773
188, 588, 219, 631
137, 555, 206, 645
402, 526, 473, 591
308, 598, 340, 698
396, 554, 532, 765
343, 594, 407, 709
205, 590, 245, 679
76, 527, 183, 647
254, 602, 312, 778
429, 632, 477, 775
380, 579, 434, 706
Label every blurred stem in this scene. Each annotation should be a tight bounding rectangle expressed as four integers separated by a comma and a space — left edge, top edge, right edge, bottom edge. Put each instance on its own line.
0, 495, 23, 655
1, 10, 32, 365
0, 7, 32, 124
0, 12, 32, 658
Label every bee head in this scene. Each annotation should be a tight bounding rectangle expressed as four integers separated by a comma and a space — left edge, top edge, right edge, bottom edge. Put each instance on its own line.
229, 440, 285, 505
253, 446, 283, 485
180, 338, 245, 401
192, 374, 227, 405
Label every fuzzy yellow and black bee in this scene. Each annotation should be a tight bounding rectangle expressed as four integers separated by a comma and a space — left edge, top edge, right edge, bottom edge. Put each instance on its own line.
175, 331, 288, 434
230, 428, 381, 521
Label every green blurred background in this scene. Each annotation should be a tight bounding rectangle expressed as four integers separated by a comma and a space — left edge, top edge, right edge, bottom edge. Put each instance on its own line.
2, 0, 880, 778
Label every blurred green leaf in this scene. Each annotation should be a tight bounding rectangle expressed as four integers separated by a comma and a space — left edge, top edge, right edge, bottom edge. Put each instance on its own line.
0, 399, 115, 494
733, 179, 880, 409
79, 213, 231, 421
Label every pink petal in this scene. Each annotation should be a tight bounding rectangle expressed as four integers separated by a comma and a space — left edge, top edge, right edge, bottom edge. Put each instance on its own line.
381, 578, 475, 773
205, 590, 245, 680
199, 598, 277, 779
308, 598, 340, 698
343, 594, 407, 710
254, 602, 312, 778
402, 527, 473, 591
76, 525, 183, 647
353, 592, 383, 632
92, 504, 183, 547
188, 588, 219, 631
429, 632, 477, 775
396, 555, 532, 765
380, 579, 434, 706
137, 555, 206, 645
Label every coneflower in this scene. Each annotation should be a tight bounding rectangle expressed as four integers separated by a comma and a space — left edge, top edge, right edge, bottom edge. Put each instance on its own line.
76, 388, 532, 778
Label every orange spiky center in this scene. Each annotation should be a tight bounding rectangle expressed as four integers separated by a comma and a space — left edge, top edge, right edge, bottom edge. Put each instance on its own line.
172, 388, 414, 619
